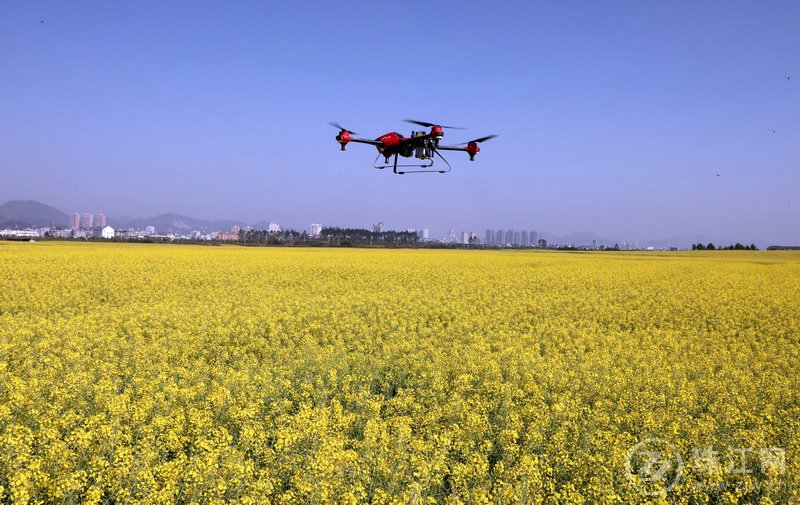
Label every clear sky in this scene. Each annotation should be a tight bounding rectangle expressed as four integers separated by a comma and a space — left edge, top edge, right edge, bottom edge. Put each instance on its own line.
2, 1, 798, 244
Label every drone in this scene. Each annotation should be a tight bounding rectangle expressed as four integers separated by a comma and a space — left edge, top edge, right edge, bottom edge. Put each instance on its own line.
330, 119, 497, 174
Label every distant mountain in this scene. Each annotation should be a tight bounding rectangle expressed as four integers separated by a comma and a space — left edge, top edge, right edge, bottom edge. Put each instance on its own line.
0, 200, 68, 228
111, 213, 248, 233
0, 200, 254, 233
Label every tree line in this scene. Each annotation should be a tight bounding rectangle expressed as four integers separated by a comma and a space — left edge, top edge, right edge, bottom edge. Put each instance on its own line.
318, 227, 419, 246
236, 227, 420, 246
692, 243, 758, 250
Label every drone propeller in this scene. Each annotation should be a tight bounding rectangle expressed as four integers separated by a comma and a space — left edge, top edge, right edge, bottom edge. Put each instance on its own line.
404, 119, 465, 130
328, 122, 358, 135
456, 135, 498, 145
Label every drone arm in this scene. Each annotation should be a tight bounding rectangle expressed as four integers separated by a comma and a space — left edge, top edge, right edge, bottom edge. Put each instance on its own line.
434, 145, 467, 152
436, 143, 481, 161
348, 138, 383, 146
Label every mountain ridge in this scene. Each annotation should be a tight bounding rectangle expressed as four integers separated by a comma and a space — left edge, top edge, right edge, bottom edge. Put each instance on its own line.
0, 200, 68, 228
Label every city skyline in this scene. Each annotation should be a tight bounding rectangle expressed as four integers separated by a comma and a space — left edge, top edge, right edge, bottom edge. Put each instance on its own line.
0, 197, 773, 249
1, 197, 770, 249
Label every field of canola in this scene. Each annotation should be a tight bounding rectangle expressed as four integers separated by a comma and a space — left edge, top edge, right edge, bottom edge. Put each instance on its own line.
1, 241, 799, 504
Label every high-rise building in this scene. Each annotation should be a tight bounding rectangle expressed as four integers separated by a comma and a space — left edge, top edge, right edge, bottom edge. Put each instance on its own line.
461, 231, 470, 244
95, 214, 107, 227
521, 230, 529, 247
447, 230, 456, 243
70, 213, 80, 230
417, 228, 429, 241
496, 229, 504, 245
268, 223, 281, 232
513, 231, 521, 246
505, 230, 513, 245
530, 231, 538, 246
311, 224, 322, 237
373, 222, 384, 233
80, 213, 93, 229
231, 225, 240, 234
485, 229, 494, 245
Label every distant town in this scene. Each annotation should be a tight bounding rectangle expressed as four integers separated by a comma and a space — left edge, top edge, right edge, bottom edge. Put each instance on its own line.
1, 201, 788, 250
0, 210, 621, 249
0, 212, 752, 251
0, 212, 546, 246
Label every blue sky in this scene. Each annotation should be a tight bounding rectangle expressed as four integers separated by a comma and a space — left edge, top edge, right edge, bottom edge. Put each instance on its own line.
1, 1, 798, 244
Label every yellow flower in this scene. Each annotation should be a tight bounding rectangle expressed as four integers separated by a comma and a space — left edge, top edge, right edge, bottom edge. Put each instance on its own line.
0, 243, 797, 502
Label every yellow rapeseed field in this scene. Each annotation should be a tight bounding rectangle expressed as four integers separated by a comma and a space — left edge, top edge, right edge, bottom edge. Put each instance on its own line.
1, 241, 798, 504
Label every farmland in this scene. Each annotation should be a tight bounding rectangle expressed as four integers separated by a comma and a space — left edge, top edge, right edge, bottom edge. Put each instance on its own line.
1, 242, 799, 503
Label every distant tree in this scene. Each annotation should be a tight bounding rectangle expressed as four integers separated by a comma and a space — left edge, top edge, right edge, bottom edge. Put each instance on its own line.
750, 244, 758, 251
706, 243, 716, 250
694, 243, 705, 250
318, 226, 418, 246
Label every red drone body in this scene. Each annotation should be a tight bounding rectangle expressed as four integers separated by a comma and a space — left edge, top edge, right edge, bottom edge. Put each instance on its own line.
330, 120, 496, 174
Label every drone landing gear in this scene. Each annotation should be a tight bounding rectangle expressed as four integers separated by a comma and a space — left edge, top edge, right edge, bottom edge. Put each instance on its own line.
372, 151, 452, 175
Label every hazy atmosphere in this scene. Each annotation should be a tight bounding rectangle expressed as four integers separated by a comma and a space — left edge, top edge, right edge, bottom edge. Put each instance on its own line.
2, 1, 798, 245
